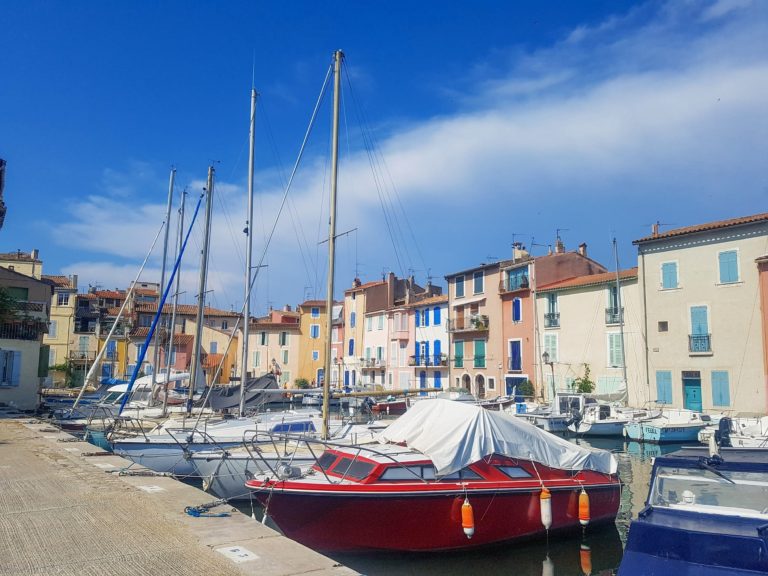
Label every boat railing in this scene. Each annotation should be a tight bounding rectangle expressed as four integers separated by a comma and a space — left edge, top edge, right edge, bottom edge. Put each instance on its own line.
243, 431, 429, 485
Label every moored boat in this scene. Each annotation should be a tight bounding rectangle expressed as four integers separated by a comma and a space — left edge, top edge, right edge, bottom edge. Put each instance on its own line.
618, 446, 768, 575
370, 396, 408, 416
246, 399, 621, 552
623, 408, 712, 443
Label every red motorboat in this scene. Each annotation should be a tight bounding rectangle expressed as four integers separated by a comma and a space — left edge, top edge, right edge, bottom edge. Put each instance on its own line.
370, 396, 408, 416
246, 399, 620, 552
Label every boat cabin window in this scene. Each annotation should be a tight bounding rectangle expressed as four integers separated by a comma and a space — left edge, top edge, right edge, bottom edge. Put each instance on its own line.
598, 405, 611, 420
496, 465, 533, 479
379, 465, 436, 481
651, 465, 768, 518
330, 457, 376, 480
270, 421, 316, 434
441, 467, 483, 481
317, 452, 338, 471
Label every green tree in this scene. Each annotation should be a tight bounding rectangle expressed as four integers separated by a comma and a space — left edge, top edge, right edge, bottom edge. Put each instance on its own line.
294, 377, 310, 389
516, 379, 534, 398
572, 364, 595, 394
0, 287, 19, 322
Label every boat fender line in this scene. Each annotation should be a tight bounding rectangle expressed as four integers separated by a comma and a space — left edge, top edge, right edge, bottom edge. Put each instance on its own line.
184, 498, 231, 518
461, 497, 475, 539
540, 487, 552, 530
578, 488, 590, 527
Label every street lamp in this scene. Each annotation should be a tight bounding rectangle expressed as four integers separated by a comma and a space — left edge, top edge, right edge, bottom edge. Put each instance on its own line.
542, 351, 555, 402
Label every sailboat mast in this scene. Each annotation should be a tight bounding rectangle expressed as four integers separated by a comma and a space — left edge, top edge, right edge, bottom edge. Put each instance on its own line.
239, 89, 258, 417
322, 50, 343, 440
613, 238, 628, 389
151, 168, 176, 402
163, 189, 186, 416
188, 167, 215, 413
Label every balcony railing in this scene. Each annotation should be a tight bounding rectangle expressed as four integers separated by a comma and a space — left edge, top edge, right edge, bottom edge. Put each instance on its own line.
605, 307, 624, 325
544, 312, 560, 328
0, 322, 46, 340
499, 276, 530, 293
507, 358, 522, 372
391, 328, 409, 340
408, 354, 449, 367
689, 334, 712, 353
360, 358, 385, 369
69, 349, 98, 362
447, 314, 489, 333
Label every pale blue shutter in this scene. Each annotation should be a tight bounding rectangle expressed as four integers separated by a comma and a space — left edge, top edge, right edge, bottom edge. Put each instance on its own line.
691, 306, 708, 335
711, 371, 730, 407
719, 251, 738, 283
661, 262, 677, 289
656, 371, 672, 404
11, 351, 21, 386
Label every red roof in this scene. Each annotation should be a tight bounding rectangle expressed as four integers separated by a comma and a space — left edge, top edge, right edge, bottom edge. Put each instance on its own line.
134, 303, 240, 317
134, 288, 159, 296
42, 275, 73, 288
634, 212, 768, 244
203, 352, 224, 368
404, 294, 448, 308
95, 290, 126, 299
539, 268, 638, 291
130, 327, 150, 338
344, 280, 386, 294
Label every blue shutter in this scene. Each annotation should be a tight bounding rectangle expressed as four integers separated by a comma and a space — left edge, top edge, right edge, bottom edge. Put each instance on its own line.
101, 363, 112, 379
434, 371, 442, 388
433, 307, 441, 325
423, 310, 430, 327
106, 340, 116, 358
414, 341, 420, 365
711, 371, 730, 407
348, 338, 354, 356
661, 262, 677, 289
719, 251, 738, 283
344, 371, 350, 387
511, 341, 521, 371
424, 341, 430, 365
656, 371, 672, 404
433, 340, 441, 365
512, 298, 521, 322
415, 311, 420, 327
690, 306, 708, 335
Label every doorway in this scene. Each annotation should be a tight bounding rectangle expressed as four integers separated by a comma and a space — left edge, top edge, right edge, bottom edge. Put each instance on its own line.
682, 371, 702, 412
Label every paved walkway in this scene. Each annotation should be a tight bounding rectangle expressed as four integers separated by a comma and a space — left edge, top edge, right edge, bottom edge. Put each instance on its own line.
0, 418, 357, 576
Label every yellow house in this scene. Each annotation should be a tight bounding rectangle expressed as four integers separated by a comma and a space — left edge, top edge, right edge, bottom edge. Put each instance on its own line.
41, 275, 77, 386
297, 300, 330, 386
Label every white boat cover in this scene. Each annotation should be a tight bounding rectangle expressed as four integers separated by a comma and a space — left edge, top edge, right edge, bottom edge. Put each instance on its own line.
377, 399, 618, 476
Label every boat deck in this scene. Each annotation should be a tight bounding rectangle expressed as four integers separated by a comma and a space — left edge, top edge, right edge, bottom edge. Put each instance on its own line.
0, 417, 356, 576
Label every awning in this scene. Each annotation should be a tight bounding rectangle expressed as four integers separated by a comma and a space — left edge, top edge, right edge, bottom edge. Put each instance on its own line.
451, 295, 486, 307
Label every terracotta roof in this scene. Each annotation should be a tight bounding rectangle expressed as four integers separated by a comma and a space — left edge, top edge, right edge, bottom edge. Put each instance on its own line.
134, 288, 159, 296
78, 293, 97, 299
172, 334, 195, 345
634, 212, 768, 244
42, 275, 72, 288
203, 352, 224, 368
404, 294, 448, 308
539, 268, 638, 292
299, 300, 328, 307
134, 303, 240, 317
250, 321, 301, 330
130, 327, 150, 338
345, 280, 386, 294
105, 307, 122, 316
95, 290, 126, 299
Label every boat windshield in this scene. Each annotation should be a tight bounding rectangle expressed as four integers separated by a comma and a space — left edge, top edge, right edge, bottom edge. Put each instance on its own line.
650, 465, 768, 518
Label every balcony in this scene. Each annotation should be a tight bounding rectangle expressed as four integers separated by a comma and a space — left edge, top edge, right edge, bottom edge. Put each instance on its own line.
447, 314, 489, 333
605, 307, 624, 325
499, 276, 530, 293
391, 328, 409, 341
408, 354, 449, 368
544, 312, 560, 328
13, 300, 50, 321
689, 334, 712, 354
69, 349, 98, 363
507, 358, 522, 372
360, 358, 385, 370
0, 321, 47, 340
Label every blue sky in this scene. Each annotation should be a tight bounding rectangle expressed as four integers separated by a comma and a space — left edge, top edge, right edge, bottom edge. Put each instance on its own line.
2, 0, 767, 314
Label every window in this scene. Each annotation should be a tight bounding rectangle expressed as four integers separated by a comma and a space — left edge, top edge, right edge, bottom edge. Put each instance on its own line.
711, 371, 730, 407
377, 315, 384, 330
474, 339, 486, 368
350, 311, 356, 328
312, 350, 319, 361
421, 309, 429, 327
282, 350, 289, 364
331, 326, 340, 343
473, 271, 484, 294
608, 333, 624, 367
48, 320, 57, 339
506, 267, 529, 291
488, 377, 495, 390
366, 316, 373, 331
543, 333, 558, 362
442, 468, 482, 481
310, 324, 320, 339
376, 346, 384, 361
49, 347, 56, 366
509, 340, 522, 371
210, 341, 218, 354
718, 250, 739, 284
380, 465, 436, 481
433, 306, 441, 325
279, 331, 288, 346
656, 370, 673, 404
311, 307, 320, 318
348, 338, 355, 356
434, 371, 442, 388
221, 320, 228, 330
512, 298, 522, 323
0, 350, 21, 386
259, 331, 267, 346
690, 306, 710, 352
497, 465, 532, 479
658, 321, 669, 332
661, 262, 678, 289
252, 350, 260, 368
455, 275, 465, 298
139, 315, 152, 328
331, 457, 375, 480
454, 341, 464, 368
57, 292, 70, 306
365, 346, 371, 361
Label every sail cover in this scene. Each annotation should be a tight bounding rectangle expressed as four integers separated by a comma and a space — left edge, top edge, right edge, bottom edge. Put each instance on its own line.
206, 373, 279, 411
377, 399, 617, 476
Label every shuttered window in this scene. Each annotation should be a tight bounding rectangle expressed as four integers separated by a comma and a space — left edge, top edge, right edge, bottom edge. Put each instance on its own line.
512, 298, 522, 322
454, 341, 464, 369
711, 371, 730, 407
718, 250, 739, 284
433, 307, 441, 325
656, 371, 673, 404
661, 262, 678, 289
608, 333, 624, 367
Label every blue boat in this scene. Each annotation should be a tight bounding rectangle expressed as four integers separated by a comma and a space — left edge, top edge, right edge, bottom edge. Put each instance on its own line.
619, 446, 768, 575
623, 409, 711, 443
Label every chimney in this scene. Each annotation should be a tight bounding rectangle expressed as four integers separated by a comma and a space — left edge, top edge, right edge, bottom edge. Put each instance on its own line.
71, 274, 78, 289
578, 243, 587, 257
512, 242, 529, 261
283, 304, 291, 312
652, 221, 660, 237
31, 248, 39, 260
353, 277, 361, 288
555, 238, 565, 254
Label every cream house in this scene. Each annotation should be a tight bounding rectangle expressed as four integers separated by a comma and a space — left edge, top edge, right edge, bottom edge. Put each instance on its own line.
634, 214, 768, 415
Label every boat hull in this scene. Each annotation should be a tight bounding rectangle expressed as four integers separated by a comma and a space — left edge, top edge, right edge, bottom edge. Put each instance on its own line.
571, 420, 628, 437
252, 484, 620, 552
111, 440, 243, 476
623, 421, 706, 443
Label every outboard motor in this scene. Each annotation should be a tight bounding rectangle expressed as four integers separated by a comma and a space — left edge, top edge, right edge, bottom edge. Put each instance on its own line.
714, 417, 732, 448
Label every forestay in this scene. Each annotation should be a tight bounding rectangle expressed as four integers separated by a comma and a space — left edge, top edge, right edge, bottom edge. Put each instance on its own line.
377, 399, 618, 476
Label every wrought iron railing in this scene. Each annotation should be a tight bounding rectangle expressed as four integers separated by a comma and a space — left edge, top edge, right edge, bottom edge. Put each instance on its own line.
507, 358, 522, 372
605, 307, 624, 325
499, 276, 530, 292
0, 322, 46, 340
447, 314, 489, 332
689, 334, 712, 353
408, 354, 448, 367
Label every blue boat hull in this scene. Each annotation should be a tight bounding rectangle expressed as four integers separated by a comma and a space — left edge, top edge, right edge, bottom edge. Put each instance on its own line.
624, 421, 706, 443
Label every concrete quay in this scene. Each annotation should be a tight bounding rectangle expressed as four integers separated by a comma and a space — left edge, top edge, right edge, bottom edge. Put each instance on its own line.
0, 417, 358, 576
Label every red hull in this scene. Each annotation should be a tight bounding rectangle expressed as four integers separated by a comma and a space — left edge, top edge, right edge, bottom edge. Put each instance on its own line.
370, 400, 408, 416
254, 484, 620, 552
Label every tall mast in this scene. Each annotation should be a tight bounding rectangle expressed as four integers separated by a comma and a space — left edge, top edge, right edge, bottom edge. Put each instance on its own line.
163, 189, 186, 416
613, 238, 628, 397
151, 168, 175, 402
188, 167, 214, 414
322, 50, 343, 440
239, 89, 258, 417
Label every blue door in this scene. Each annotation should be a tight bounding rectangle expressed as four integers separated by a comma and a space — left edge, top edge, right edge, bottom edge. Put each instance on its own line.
683, 372, 702, 412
